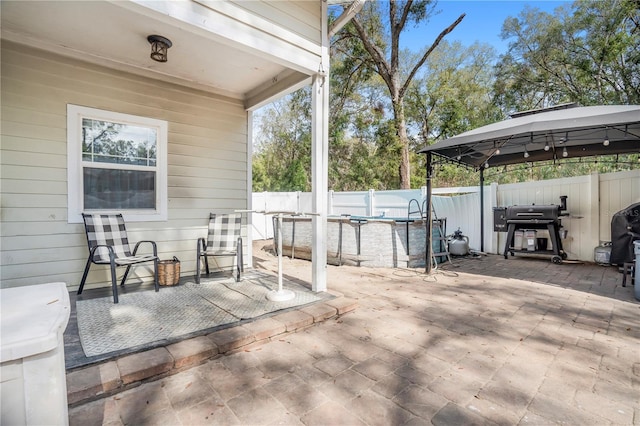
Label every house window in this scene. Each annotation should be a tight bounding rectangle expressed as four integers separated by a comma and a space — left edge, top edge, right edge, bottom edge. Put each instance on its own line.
67, 105, 168, 223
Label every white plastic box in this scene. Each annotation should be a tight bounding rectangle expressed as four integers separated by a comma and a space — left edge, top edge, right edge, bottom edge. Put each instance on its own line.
1, 282, 71, 425
514, 230, 524, 250
525, 230, 537, 251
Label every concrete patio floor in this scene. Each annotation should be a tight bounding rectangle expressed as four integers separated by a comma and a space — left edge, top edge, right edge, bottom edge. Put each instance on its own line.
69, 240, 639, 425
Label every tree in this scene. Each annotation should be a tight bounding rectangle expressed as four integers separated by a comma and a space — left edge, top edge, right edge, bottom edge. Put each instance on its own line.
494, 0, 640, 112
402, 40, 502, 187
487, 0, 640, 184
252, 88, 312, 192
405, 41, 500, 143
254, 0, 639, 193
328, 39, 389, 190
336, 0, 465, 188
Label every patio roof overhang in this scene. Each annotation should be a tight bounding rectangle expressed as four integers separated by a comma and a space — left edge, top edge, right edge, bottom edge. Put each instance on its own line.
0, 0, 326, 110
418, 104, 640, 170
2, 0, 354, 293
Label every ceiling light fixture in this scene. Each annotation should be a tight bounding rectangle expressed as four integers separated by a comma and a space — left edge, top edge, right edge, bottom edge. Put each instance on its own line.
147, 35, 172, 63
562, 146, 568, 158
544, 135, 550, 151
603, 128, 610, 146
524, 148, 530, 159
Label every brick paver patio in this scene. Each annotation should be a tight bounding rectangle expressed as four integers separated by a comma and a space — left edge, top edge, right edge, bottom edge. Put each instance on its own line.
69, 241, 640, 425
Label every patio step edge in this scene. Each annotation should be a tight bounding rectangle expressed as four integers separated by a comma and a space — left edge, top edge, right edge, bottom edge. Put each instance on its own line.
66, 297, 358, 407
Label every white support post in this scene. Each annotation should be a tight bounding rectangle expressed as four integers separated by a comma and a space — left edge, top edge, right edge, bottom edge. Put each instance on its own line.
246, 110, 254, 267
311, 1, 329, 293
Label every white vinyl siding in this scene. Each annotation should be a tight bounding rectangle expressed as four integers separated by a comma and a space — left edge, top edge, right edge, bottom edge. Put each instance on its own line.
0, 41, 248, 290
599, 170, 640, 242
229, 0, 321, 44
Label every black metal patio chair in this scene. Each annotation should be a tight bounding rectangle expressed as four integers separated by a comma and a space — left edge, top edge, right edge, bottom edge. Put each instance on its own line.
78, 213, 159, 303
196, 213, 243, 283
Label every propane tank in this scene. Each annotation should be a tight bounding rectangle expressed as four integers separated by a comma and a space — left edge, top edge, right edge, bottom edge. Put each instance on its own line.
594, 242, 611, 265
448, 228, 470, 256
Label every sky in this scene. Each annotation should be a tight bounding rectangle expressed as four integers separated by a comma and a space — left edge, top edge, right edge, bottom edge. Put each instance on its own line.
402, 0, 571, 55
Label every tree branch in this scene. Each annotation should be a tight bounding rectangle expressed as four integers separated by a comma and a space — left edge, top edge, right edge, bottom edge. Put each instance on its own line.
400, 13, 466, 98
350, 16, 395, 91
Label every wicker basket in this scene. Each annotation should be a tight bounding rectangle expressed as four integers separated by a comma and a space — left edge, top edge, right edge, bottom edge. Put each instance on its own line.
158, 256, 180, 286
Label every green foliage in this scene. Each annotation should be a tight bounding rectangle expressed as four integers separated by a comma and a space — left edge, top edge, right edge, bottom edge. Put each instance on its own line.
405, 41, 502, 143
483, 154, 640, 185
252, 88, 312, 192
253, 0, 639, 193
251, 156, 270, 192
281, 159, 308, 191
494, 0, 640, 111
334, 0, 466, 188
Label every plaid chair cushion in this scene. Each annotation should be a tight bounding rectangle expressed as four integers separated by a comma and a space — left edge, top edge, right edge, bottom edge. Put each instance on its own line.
206, 213, 241, 254
83, 214, 134, 263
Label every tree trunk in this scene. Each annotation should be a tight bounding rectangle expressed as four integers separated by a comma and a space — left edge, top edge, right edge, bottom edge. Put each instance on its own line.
347, 3, 465, 190
393, 100, 411, 189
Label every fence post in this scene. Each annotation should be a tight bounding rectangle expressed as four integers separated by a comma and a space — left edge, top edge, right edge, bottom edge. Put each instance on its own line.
264, 191, 271, 239
328, 190, 334, 215
490, 182, 499, 254
588, 171, 600, 252
368, 189, 375, 216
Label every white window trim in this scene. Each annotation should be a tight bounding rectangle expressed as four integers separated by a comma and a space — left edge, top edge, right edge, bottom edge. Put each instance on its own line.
67, 104, 168, 223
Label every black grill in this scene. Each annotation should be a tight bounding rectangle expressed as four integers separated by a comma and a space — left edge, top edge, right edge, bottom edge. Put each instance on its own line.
501, 196, 568, 264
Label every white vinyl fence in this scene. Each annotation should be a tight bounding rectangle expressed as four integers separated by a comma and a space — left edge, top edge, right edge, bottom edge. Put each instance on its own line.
251, 169, 640, 262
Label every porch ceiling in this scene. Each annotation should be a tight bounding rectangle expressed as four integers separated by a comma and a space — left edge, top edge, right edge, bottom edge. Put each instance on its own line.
0, 0, 312, 108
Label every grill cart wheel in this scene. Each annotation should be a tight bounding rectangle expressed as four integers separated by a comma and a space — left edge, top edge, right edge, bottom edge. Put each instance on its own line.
552, 255, 563, 264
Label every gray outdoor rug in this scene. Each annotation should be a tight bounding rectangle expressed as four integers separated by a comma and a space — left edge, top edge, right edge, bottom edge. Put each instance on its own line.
76, 271, 322, 357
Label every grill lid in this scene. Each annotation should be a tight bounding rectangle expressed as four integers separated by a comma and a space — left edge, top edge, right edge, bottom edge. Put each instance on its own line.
506, 205, 561, 221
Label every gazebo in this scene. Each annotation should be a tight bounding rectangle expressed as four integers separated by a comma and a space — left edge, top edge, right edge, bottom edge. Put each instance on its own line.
418, 104, 640, 273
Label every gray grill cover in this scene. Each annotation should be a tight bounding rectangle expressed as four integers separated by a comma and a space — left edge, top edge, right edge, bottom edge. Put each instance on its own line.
610, 202, 640, 265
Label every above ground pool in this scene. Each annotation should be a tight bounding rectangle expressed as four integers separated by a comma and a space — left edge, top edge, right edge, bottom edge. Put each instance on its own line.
273, 215, 447, 268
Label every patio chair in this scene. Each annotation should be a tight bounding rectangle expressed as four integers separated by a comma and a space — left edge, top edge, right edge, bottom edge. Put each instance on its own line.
78, 213, 159, 303
196, 213, 243, 283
